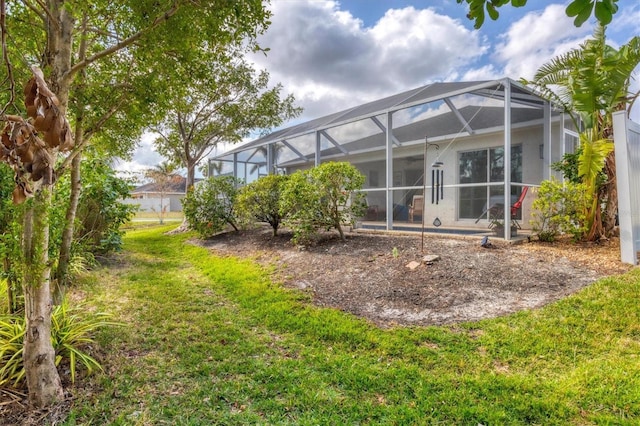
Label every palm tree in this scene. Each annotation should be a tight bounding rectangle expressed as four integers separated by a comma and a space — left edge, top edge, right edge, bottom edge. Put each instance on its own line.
144, 161, 182, 224
248, 144, 285, 176
525, 25, 640, 240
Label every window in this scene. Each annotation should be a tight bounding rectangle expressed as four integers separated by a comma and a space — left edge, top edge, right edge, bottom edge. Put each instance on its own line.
458, 146, 522, 219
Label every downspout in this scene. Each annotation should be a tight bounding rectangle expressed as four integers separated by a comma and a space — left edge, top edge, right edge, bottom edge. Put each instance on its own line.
267, 143, 274, 174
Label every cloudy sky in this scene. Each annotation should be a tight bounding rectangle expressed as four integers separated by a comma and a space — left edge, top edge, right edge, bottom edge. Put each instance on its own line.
119, 0, 640, 177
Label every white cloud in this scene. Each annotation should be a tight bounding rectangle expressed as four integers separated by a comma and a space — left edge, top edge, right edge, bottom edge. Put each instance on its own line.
252, 1, 485, 120
124, 0, 640, 170
113, 133, 164, 181
494, 4, 591, 80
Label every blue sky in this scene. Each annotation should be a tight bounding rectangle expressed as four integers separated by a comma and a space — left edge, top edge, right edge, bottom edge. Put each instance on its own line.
123, 0, 640, 174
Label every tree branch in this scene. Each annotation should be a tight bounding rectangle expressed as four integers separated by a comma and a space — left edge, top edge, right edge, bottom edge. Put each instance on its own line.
64, 1, 181, 84
19, 0, 48, 26
0, 0, 16, 116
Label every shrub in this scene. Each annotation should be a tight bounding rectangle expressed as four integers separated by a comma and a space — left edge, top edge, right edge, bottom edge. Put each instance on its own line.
51, 155, 137, 256
76, 158, 138, 254
0, 164, 22, 313
236, 174, 289, 236
530, 178, 590, 242
280, 162, 366, 244
0, 299, 118, 386
182, 176, 239, 238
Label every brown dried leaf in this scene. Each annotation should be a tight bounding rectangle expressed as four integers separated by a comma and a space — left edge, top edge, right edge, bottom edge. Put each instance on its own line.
26, 105, 37, 118
16, 142, 35, 163
1, 127, 11, 149
31, 148, 54, 183
36, 108, 57, 133
23, 78, 38, 118
30, 67, 56, 100
12, 185, 27, 204
58, 125, 73, 151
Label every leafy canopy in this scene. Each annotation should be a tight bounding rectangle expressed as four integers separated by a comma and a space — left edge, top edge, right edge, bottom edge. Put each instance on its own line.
457, 0, 619, 29
152, 54, 300, 188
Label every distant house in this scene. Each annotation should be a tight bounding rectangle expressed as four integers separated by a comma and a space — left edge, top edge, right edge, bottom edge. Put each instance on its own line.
125, 176, 192, 212
212, 78, 576, 240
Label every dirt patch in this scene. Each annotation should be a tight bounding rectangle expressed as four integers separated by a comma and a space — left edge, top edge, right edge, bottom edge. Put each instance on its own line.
199, 226, 632, 328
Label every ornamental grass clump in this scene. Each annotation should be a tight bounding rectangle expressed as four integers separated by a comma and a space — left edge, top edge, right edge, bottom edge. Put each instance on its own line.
0, 297, 118, 386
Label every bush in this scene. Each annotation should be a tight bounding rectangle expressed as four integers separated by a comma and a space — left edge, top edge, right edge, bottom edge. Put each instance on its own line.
51, 155, 137, 256
280, 162, 366, 244
182, 176, 239, 238
236, 174, 289, 236
531, 178, 590, 242
77, 158, 138, 253
0, 298, 118, 386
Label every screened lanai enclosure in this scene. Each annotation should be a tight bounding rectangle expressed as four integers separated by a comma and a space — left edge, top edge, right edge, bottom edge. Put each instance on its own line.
212, 78, 578, 240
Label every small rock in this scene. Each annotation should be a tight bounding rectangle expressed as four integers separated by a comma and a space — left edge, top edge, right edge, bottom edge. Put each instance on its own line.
406, 261, 421, 270
422, 254, 440, 263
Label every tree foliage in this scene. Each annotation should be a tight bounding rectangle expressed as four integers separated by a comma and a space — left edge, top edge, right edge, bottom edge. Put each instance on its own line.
72, 157, 137, 254
280, 162, 366, 244
0, 164, 21, 314
182, 176, 239, 238
526, 26, 640, 240
457, 0, 619, 29
152, 55, 301, 192
236, 174, 290, 236
0, 0, 274, 407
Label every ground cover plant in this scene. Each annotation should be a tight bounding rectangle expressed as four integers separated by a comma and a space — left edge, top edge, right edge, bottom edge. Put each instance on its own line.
24, 226, 639, 425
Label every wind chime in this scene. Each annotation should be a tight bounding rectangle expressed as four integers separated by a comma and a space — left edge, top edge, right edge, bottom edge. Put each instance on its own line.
421, 138, 445, 252
430, 159, 444, 225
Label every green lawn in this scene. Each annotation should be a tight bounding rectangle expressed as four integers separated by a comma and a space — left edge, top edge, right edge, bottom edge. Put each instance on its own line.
67, 226, 640, 425
131, 211, 184, 222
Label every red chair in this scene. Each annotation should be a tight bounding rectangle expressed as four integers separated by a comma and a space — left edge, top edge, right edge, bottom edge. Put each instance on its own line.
476, 187, 529, 229
510, 186, 528, 229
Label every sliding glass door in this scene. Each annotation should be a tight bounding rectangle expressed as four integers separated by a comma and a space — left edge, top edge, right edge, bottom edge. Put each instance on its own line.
458, 146, 522, 220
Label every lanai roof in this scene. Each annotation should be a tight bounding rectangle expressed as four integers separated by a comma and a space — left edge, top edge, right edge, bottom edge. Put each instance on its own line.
215, 78, 548, 163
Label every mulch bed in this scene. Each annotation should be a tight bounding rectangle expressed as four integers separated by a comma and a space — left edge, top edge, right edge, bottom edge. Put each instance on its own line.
200, 225, 632, 328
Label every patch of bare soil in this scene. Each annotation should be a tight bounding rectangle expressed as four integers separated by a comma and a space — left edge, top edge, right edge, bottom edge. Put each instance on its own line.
200, 225, 632, 328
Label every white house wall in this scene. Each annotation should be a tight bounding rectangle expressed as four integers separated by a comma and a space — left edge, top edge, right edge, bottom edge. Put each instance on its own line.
122, 194, 185, 212
345, 124, 546, 229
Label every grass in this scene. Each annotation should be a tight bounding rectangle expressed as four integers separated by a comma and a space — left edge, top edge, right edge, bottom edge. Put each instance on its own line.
66, 225, 640, 425
131, 211, 184, 222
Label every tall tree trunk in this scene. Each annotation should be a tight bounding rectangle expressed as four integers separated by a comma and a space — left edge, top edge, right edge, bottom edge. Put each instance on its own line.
22, 188, 64, 407
22, 0, 73, 406
172, 162, 196, 233
602, 151, 618, 236
55, 13, 88, 299
55, 150, 82, 300
186, 162, 196, 191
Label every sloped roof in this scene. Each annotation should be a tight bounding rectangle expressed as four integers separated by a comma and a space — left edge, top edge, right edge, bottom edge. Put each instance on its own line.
277, 106, 543, 165
216, 78, 544, 160
132, 176, 193, 194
